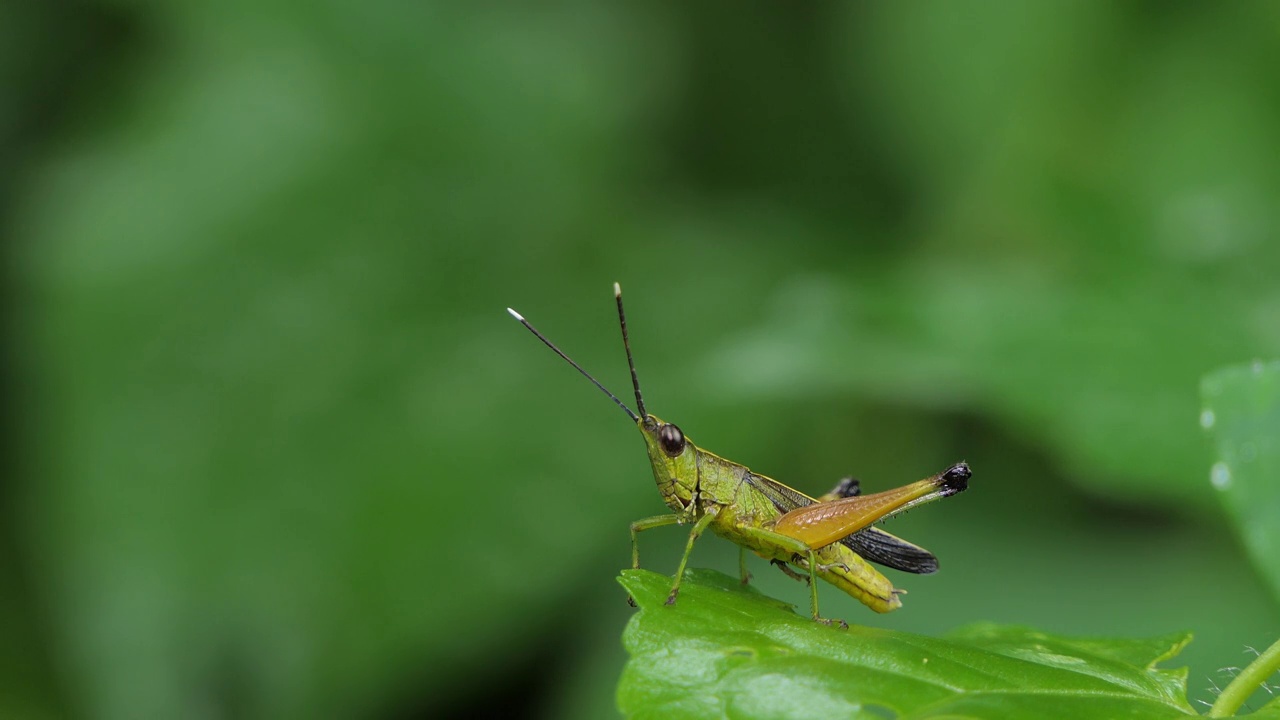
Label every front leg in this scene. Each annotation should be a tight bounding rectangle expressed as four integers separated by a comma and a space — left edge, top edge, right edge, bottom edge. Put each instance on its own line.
630, 514, 683, 570
628, 514, 683, 607
665, 508, 718, 605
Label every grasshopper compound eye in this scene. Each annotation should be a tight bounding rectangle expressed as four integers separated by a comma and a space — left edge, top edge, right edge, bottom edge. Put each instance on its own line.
658, 423, 686, 457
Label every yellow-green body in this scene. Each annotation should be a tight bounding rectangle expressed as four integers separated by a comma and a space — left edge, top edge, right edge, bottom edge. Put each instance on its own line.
638, 414, 901, 614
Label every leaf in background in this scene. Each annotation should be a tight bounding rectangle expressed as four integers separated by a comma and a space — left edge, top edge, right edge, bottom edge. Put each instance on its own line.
703, 2, 1280, 508
14, 2, 1280, 718
16, 3, 679, 717
617, 569, 1196, 720
1201, 361, 1280, 605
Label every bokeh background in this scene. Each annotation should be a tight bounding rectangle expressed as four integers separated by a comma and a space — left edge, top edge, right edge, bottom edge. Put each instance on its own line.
5, 2, 1280, 718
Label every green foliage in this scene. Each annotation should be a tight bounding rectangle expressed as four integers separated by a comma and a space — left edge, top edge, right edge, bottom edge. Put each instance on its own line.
697, 2, 1280, 510
7, 2, 1280, 718
618, 569, 1195, 720
1202, 361, 1280, 605
1249, 702, 1280, 720
612, 357, 1280, 718
1196, 362, 1280, 716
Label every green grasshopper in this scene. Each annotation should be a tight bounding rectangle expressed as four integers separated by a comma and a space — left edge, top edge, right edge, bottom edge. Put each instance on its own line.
508, 284, 970, 625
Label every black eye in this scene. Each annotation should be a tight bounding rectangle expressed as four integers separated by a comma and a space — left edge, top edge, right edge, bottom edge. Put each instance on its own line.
658, 423, 685, 457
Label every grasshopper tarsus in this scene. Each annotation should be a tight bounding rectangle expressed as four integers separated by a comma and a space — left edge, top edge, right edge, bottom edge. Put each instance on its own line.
816, 617, 850, 630
664, 588, 680, 606
626, 595, 637, 607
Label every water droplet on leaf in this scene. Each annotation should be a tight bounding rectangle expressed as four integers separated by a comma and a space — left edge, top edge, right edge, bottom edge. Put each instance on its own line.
1211, 462, 1232, 490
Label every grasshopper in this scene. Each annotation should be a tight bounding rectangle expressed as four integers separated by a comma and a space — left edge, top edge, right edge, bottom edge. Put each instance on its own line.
508, 284, 970, 625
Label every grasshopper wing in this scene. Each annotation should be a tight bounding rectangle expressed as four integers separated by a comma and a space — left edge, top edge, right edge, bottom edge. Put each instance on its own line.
743, 471, 812, 515
840, 528, 939, 574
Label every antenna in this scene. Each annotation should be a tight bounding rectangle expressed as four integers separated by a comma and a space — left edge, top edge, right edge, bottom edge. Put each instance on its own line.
614, 282, 647, 419
507, 307, 639, 422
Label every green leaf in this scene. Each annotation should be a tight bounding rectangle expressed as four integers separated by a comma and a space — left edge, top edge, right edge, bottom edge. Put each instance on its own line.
1251, 696, 1280, 719
617, 569, 1196, 720
704, 2, 1280, 510
1202, 361, 1280, 604
18, 5, 677, 717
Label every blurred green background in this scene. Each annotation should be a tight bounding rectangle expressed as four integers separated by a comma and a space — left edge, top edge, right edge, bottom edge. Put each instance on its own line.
5, 2, 1280, 718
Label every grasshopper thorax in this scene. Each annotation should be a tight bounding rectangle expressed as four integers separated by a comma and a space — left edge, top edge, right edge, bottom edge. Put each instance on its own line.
638, 414, 698, 513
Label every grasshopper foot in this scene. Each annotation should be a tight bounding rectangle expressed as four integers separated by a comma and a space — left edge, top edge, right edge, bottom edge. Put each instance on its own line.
740, 571, 753, 585
817, 562, 850, 573
816, 617, 850, 630
664, 588, 680, 606
626, 595, 637, 607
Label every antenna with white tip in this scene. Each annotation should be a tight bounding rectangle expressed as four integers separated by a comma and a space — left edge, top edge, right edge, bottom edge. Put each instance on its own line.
614, 283, 647, 419
507, 302, 640, 422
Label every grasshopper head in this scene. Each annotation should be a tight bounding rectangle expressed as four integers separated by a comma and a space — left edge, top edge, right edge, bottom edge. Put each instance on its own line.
638, 414, 698, 512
